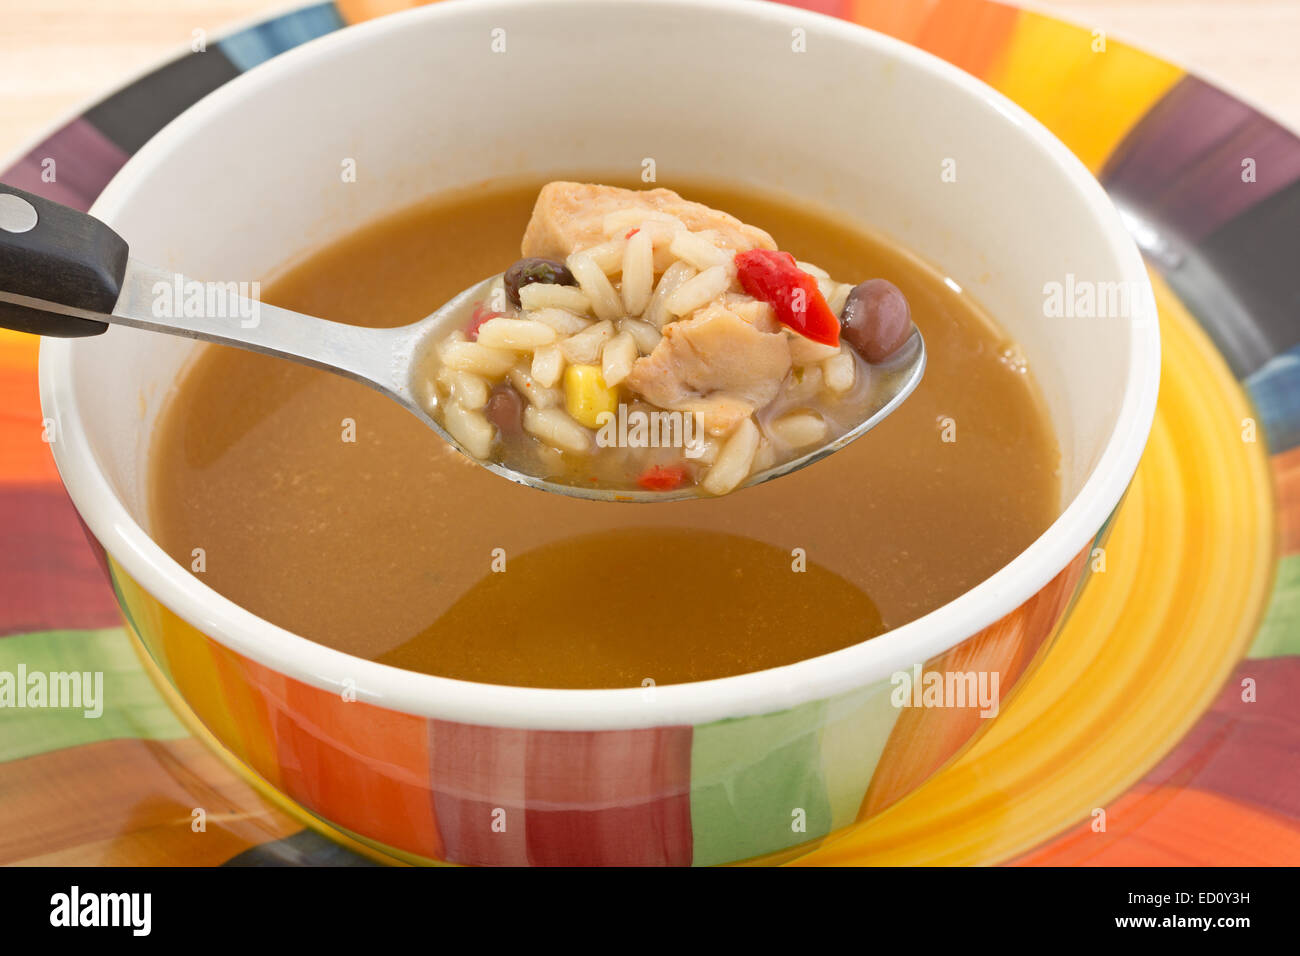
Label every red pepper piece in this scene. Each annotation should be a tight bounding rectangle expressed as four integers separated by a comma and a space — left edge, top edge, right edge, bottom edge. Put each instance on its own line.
625, 227, 640, 240
734, 249, 840, 347
637, 463, 688, 491
465, 303, 500, 341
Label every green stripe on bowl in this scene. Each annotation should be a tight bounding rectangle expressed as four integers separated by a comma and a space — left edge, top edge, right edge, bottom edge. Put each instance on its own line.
818, 678, 902, 831
689, 699, 833, 866
1248, 554, 1300, 658
0, 628, 188, 762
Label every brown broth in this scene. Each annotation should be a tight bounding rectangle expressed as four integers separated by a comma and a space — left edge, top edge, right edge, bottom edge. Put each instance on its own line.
148, 177, 1060, 689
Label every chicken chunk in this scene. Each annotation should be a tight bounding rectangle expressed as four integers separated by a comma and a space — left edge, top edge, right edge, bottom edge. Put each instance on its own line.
522, 182, 777, 260
626, 302, 792, 434
719, 293, 780, 334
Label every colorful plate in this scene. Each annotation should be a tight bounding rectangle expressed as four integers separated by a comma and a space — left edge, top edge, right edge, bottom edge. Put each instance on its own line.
2, 0, 1297, 866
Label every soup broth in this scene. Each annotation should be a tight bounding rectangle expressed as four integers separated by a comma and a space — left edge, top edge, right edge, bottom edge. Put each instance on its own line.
148, 178, 1060, 689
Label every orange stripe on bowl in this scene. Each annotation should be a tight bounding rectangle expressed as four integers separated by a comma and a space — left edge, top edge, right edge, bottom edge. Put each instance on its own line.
858, 546, 1088, 818
272, 678, 442, 860
207, 642, 285, 790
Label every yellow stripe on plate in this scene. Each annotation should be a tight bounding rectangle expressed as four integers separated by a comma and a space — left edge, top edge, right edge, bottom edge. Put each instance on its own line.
984, 12, 1183, 173
792, 272, 1275, 865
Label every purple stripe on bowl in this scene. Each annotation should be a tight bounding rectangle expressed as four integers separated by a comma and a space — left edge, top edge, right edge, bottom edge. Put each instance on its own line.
0, 119, 129, 212
1101, 76, 1300, 243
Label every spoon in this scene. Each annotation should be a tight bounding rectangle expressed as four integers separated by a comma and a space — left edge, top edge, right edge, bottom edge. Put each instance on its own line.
0, 184, 925, 502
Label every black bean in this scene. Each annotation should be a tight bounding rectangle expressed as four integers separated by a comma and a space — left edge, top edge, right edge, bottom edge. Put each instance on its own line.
841, 279, 912, 363
503, 257, 576, 308
485, 383, 524, 435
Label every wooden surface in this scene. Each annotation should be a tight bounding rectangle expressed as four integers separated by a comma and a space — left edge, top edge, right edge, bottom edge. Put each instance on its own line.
0, 0, 1297, 160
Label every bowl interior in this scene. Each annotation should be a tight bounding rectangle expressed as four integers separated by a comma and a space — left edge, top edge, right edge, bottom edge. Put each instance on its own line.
40, 0, 1155, 722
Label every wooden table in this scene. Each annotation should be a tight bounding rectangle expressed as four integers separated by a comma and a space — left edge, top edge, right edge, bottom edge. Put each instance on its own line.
1, 0, 1297, 159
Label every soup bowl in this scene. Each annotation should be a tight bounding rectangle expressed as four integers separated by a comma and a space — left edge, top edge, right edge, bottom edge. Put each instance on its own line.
38, 0, 1158, 865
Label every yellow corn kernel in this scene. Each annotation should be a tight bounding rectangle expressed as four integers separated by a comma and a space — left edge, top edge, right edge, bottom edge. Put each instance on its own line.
563, 364, 619, 429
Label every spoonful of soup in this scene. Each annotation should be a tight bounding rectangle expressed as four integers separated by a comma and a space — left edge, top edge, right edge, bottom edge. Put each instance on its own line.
0, 181, 923, 500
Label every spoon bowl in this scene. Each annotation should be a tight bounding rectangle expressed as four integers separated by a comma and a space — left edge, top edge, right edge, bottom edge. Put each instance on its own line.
0, 184, 925, 501
411, 274, 926, 502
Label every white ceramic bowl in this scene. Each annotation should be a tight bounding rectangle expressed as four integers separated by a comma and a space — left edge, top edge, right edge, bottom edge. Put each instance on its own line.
39, 0, 1158, 865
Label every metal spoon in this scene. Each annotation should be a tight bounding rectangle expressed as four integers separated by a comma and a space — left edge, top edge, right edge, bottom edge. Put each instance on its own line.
0, 184, 925, 502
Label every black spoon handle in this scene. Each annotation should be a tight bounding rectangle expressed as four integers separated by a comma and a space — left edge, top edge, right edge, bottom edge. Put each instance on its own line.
0, 183, 129, 337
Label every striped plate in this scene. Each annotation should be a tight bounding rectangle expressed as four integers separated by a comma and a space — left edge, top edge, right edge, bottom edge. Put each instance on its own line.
1, 0, 1297, 865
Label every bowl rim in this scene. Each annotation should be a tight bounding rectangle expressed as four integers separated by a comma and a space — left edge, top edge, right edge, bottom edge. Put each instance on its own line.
37, 0, 1160, 730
